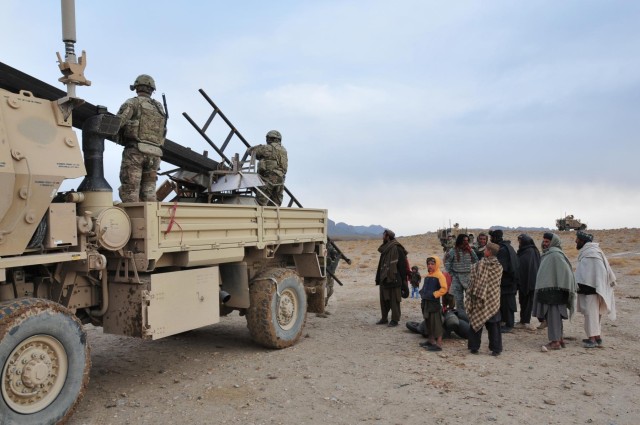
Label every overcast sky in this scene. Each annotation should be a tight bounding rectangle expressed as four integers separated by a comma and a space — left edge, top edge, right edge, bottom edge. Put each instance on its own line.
3, 1, 639, 235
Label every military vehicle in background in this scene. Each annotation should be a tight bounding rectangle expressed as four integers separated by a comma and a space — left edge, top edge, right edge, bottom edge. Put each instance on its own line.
436, 222, 467, 252
556, 214, 587, 231
0, 1, 331, 423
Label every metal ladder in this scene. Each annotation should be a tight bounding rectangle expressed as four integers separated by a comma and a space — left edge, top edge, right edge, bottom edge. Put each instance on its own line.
182, 89, 303, 208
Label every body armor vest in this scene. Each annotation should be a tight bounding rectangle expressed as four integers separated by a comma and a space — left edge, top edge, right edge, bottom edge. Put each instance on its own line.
123, 97, 166, 147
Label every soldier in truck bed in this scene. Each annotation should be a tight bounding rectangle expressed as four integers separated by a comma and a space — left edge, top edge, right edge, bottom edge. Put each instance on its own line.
116, 74, 167, 202
247, 130, 288, 206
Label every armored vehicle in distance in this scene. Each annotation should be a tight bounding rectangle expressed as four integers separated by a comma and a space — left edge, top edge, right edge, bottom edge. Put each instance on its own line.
556, 214, 587, 231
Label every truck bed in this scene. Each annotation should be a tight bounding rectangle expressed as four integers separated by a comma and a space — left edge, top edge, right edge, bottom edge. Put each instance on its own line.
124, 202, 328, 270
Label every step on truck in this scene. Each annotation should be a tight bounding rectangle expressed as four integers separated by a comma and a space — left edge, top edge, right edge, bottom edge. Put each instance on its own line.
0, 1, 329, 423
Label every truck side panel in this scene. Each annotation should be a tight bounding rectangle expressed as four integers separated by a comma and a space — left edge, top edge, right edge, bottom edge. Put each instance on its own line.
103, 266, 220, 340
144, 266, 220, 340
123, 203, 327, 271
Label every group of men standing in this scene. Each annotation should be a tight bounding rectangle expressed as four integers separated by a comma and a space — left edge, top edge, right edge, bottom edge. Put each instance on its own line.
442, 229, 521, 334
376, 228, 617, 354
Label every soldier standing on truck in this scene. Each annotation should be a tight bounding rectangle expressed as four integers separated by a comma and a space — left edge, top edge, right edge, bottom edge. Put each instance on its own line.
116, 74, 167, 202
247, 130, 288, 206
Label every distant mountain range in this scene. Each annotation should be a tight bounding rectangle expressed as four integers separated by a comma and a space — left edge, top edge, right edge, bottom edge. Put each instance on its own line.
328, 220, 551, 238
488, 226, 551, 232
328, 220, 385, 238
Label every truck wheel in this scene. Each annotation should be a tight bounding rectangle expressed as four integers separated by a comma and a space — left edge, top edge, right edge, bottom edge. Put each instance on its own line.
0, 299, 90, 425
579, 224, 587, 230
246, 268, 307, 349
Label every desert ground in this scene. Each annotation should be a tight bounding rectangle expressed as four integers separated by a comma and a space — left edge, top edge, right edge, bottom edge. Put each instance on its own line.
67, 229, 640, 425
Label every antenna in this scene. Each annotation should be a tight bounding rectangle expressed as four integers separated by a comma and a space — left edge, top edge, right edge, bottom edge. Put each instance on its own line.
55, 0, 91, 122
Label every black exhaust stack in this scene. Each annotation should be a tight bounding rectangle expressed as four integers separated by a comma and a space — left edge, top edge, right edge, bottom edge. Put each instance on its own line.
77, 106, 121, 192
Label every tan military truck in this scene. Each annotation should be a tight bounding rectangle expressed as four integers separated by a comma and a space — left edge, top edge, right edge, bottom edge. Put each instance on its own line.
556, 214, 587, 231
0, 2, 329, 424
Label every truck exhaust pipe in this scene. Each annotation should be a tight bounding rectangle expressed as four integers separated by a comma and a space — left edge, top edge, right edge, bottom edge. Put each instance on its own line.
77, 107, 119, 193
77, 107, 121, 216
219, 290, 231, 304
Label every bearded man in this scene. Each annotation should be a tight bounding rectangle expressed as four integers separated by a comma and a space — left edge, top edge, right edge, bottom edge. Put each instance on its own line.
375, 229, 408, 327
575, 231, 616, 348
489, 229, 519, 333
445, 234, 478, 315
516, 234, 541, 330
533, 233, 577, 351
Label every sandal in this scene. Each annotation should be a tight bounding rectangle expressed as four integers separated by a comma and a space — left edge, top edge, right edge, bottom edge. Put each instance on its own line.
544, 342, 562, 351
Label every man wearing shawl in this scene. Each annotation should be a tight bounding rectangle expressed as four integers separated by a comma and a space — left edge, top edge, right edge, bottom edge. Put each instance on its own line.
375, 229, 408, 327
466, 242, 503, 356
445, 234, 478, 315
533, 233, 577, 351
516, 234, 541, 330
575, 231, 616, 348
490, 229, 520, 333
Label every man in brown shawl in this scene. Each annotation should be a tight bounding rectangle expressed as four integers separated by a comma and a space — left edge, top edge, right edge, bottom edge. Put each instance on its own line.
466, 242, 503, 356
375, 229, 408, 327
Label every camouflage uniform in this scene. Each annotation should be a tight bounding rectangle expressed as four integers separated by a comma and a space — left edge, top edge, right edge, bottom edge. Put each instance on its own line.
325, 242, 341, 306
250, 135, 288, 206
117, 77, 166, 203
119, 148, 161, 202
444, 235, 455, 252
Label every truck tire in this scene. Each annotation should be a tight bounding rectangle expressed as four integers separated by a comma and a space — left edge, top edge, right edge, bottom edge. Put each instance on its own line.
579, 224, 587, 230
246, 268, 307, 349
0, 298, 90, 425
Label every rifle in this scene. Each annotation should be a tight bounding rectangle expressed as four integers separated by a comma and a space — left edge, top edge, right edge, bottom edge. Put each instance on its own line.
162, 93, 169, 120
328, 238, 352, 265
327, 269, 344, 286
162, 93, 169, 137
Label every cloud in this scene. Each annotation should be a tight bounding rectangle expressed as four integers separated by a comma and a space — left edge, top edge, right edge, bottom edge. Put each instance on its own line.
265, 83, 385, 117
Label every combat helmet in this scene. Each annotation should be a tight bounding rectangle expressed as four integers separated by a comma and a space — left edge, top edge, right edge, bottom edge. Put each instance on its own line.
266, 130, 282, 143
130, 74, 156, 92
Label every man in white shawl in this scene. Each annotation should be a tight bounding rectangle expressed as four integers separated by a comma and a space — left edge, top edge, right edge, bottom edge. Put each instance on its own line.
575, 231, 616, 348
